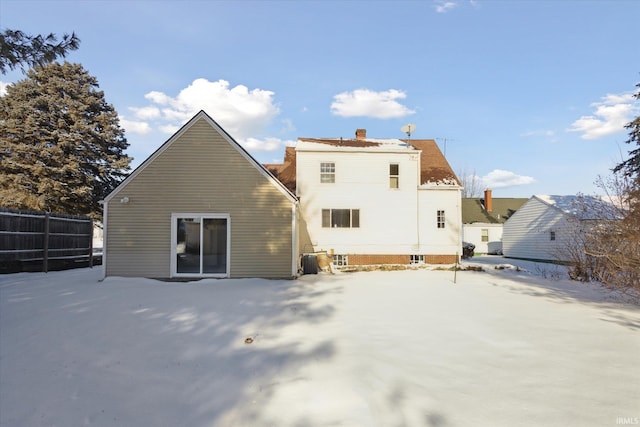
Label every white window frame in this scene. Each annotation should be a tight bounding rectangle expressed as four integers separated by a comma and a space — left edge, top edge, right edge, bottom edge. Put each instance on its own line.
170, 213, 231, 278
389, 163, 399, 189
481, 228, 489, 242
322, 209, 360, 228
410, 254, 425, 264
320, 162, 335, 183
333, 254, 348, 266
437, 210, 446, 229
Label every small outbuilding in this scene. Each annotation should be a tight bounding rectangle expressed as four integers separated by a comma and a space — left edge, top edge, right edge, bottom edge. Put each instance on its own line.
502, 194, 612, 263
103, 111, 299, 279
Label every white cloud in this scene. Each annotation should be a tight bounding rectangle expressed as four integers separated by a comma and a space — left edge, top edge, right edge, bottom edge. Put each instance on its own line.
520, 129, 557, 142
137, 78, 280, 141
280, 118, 296, 133
0, 81, 9, 97
331, 89, 416, 119
568, 92, 638, 140
128, 78, 289, 152
435, 1, 458, 13
119, 116, 152, 135
159, 124, 180, 134
481, 169, 535, 189
241, 137, 297, 152
130, 106, 161, 120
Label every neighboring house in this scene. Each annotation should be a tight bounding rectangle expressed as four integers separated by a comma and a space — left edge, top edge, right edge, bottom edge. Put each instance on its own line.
502, 194, 611, 263
103, 111, 299, 279
267, 128, 462, 266
462, 189, 528, 255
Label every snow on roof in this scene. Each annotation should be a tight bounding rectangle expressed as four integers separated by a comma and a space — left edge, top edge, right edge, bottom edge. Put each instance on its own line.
535, 195, 617, 219
296, 137, 415, 151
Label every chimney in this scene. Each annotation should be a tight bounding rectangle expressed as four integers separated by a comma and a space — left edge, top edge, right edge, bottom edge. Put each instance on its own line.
484, 189, 493, 212
355, 129, 366, 140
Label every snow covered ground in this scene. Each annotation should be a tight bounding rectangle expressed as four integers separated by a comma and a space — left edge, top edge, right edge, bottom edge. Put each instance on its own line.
1, 257, 638, 427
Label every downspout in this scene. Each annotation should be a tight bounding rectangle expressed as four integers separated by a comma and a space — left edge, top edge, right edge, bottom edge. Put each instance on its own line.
292, 202, 299, 277
100, 200, 107, 281
416, 153, 421, 250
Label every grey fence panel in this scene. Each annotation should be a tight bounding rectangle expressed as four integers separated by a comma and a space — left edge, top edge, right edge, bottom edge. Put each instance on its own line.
0, 208, 94, 273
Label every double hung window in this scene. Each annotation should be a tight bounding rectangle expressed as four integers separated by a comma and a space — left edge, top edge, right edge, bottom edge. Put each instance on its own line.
320, 162, 335, 183
389, 164, 399, 188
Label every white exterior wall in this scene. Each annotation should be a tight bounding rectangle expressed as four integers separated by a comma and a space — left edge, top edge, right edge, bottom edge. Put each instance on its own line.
462, 223, 504, 254
502, 197, 571, 261
418, 187, 461, 255
296, 146, 460, 256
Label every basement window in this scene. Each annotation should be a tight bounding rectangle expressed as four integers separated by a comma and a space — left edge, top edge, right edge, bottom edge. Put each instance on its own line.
333, 254, 348, 266
410, 255, 425, 264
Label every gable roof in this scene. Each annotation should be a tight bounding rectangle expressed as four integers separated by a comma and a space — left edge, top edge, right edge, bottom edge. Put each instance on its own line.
462, 197, 528, 224
104, 111, 298, 204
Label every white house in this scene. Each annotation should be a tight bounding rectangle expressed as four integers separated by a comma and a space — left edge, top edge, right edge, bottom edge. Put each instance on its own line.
461, 189, 528, 255
267, 129, 462, 266
502, 194, 612, 263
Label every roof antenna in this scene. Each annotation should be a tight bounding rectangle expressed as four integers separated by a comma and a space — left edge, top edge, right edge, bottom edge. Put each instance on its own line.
401, 124, 416, 142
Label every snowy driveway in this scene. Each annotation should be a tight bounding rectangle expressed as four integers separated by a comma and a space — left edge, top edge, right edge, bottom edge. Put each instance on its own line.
1, 261, 639, 427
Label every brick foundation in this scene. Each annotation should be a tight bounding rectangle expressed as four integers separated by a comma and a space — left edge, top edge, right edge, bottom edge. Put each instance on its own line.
345, 254, 457, 265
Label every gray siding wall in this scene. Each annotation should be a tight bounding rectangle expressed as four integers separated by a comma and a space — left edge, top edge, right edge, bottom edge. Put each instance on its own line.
502, 197, 571, 262
105, 117, 294, 278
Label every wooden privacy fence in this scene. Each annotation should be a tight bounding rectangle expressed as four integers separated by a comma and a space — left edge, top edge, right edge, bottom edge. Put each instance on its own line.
0, 207, 94, 273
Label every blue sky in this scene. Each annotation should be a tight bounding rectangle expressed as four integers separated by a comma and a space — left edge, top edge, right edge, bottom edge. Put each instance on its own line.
2, 0, 639, 197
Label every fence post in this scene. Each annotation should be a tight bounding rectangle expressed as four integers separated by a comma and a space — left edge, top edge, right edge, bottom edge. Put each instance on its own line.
89, 219, 94, 268
43, 213, 50, 273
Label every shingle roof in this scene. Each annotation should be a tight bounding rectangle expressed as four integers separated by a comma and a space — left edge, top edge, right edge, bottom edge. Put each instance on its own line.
264, 147, 296, 193
462, 197, 528, 224
408, 139, 460, 186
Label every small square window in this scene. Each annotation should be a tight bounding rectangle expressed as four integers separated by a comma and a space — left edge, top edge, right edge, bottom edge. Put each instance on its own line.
333, 254, 348, 266
320, 162, 335, 183
410, 255, 424, 264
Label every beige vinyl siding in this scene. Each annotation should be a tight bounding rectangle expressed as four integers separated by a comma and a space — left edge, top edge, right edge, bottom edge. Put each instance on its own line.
106, 117, 294, 278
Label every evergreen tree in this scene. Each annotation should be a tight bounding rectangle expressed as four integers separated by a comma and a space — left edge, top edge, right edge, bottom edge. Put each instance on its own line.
613, 82, 640, 213
0, 62, 131, 218
1, 29, 80, 74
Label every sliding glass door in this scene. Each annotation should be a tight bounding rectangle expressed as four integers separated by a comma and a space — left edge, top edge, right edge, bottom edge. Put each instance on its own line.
172, 214, 229, 277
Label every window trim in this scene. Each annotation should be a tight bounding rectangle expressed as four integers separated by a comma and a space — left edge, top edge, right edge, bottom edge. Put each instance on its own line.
389, 163, 399, 189
322, 208, 360, 228
481, 228, 489, 242
410, 254, 425, 264
320, 162, 335, 183
333, 254, 348, 266
437, 210, 446, 229
170, 213, 230, 278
